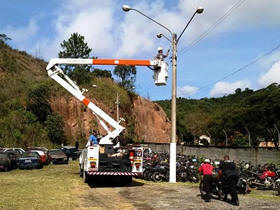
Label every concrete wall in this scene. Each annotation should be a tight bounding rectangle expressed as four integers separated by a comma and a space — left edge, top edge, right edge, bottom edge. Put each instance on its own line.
146, 144, 280, 165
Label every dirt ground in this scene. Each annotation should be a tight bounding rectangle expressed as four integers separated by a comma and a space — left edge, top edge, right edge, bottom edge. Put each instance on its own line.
74, 177, 280, 210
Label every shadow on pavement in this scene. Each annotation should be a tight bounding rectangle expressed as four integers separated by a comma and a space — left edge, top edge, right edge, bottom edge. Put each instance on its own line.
87, 176, 144, 188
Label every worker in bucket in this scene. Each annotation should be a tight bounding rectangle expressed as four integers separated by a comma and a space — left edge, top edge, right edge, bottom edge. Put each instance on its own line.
155, 47, 170, 61
87, 131, 98, 146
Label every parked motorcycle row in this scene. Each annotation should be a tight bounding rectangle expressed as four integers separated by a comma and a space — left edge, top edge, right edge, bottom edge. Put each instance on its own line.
140, 149, 280, 195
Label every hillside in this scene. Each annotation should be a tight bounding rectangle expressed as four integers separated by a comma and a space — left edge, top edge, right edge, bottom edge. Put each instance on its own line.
157, 85, 280, 147
0, 43, 171, 148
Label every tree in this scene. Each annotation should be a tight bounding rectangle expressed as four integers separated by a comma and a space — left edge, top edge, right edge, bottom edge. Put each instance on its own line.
58, 33, 92, 84
45, 113, 66, 145
113, 65, 136, 90
92, 68, 112, 78
0, 34, 11, 44
26, 84, 51, 122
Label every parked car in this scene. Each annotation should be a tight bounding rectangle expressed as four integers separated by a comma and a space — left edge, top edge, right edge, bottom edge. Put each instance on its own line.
4, 152, 19, 169
28, 147, 50, 165
28, 149, 49, 165
3, 148, 25, 155
0, 152, 13, 171
48, 149, 68, 164
18, 152, 43, 169
61, 146, 80, 160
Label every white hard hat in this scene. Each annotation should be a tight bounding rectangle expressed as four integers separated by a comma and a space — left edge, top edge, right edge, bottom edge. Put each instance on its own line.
157, 47, 163, 52
204, 158, 210, 163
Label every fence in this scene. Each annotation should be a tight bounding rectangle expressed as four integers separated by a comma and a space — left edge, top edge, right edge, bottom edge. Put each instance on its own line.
145, 143, 280, 165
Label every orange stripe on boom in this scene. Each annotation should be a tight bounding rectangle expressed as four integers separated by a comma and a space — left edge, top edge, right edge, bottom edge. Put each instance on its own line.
83, 98, 90, 106
92, 59, 150, 66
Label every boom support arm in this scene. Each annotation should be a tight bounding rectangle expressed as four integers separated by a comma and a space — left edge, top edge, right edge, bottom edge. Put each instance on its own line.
46, 58, 168, 145
46, 64, 126, 145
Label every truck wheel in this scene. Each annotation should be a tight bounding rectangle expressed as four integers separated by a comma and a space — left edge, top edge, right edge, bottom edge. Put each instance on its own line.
83, 170, 88, 183
80, 167, 83, 177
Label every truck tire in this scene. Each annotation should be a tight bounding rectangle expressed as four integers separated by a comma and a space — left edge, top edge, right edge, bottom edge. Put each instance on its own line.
83, 170, 88, 183
80, 167, 83, 177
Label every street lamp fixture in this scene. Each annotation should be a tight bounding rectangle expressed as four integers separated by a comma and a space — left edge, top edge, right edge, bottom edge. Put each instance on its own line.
122, 5, 131, 12
157, 33, 172, 43
157, 33, 162, 38
122, 4, 204, 183
196, 6, 204, 14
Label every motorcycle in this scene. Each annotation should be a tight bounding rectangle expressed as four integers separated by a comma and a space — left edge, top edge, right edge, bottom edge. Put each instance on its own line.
247, 169, 276, 190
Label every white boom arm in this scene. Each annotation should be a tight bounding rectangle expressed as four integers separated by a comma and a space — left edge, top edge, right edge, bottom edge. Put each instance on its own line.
46, 58, 168, 144
46, 63, 125, 145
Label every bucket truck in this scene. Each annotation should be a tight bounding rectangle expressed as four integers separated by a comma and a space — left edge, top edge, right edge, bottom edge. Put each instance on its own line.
46, 57, 168, 183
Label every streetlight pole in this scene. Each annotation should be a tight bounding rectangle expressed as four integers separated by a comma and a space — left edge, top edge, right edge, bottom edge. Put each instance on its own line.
245, 126, 251, 147
223, 129, 228, 148
116, 93, 120, 122
122, 5, 203, 183
169, 33, 177, 182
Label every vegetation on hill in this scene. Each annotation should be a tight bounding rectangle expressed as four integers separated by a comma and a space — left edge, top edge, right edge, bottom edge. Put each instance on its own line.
157, 85, 280, 147
0, 36, 137, 148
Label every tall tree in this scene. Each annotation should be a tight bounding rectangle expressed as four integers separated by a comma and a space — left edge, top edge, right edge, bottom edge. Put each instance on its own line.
45, 113, 66, 145
58, 33, 92, 84
0, 34, 11, 44
113, 65, 136, 90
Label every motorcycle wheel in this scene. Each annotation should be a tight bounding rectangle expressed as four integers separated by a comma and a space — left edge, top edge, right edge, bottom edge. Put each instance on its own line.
247, 177, 257, 189
152, 172, 164, 182
143, 170, 150, 181
191, 174, 199, 183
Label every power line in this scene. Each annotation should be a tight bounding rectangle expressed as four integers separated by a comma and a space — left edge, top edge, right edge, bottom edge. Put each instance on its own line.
195, 42, 280, 92
179, 0, 246, 56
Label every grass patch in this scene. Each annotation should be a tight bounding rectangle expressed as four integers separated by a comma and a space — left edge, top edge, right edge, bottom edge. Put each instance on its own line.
245, 189, 280, 201
0, 161, 82, 210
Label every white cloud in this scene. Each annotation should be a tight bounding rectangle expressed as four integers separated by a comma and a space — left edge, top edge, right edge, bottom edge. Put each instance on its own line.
2, 18, 38, 47
38, 0, 118, 59
258, 50, 280, 69
4, 0, 280, 60
258, 61, 280, 87
210, 80, 251, 97
177, 85, 198, 97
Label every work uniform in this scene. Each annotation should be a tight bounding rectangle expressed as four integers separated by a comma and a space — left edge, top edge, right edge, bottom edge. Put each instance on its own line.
88, 134, 98, 145
198, 163, 214, 201
154, 49, 169, 61
219, 160, 239, 205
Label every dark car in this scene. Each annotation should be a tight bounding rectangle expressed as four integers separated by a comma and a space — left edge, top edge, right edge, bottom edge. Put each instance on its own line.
61, 146, 80, 160
5, 152, 19, 169
0, 152, 13, 171
18, 152, 43, 169
48, 149, 68, 164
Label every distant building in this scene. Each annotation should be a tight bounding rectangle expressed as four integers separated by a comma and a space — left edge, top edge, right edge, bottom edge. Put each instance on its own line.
258, 141, 278, 148
198, 135, 211, 145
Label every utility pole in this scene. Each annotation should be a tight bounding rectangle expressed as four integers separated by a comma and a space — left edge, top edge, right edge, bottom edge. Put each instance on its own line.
206, 131, 211, 145
245, 126, 251, 147
223, 129, 228, 148
274, 124, 279, 147
116, 93, 120, 122
122, 4, 204, 183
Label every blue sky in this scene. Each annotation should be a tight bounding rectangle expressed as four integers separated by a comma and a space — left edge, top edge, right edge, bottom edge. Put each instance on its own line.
1, 0, 280, 100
